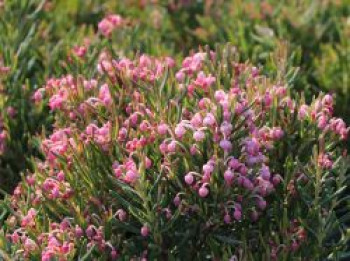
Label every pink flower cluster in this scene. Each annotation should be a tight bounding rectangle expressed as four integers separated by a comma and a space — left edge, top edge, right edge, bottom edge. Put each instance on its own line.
113, 158, 140, 184
84, 121, 111, 150
5, 46, 348, 259
98, 14, 124, 37
309, 94, 348, 139
98, 53, 175, 83
166, 84, 284, 220
40, 221, 75, 261
175, 52, 217, 94
41, 128, 73, 166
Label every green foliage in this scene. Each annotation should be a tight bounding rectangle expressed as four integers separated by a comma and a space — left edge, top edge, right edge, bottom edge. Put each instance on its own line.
0, 1, 348, 259
0, 44, 348, 260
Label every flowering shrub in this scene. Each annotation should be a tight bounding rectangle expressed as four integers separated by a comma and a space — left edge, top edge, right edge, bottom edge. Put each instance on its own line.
178, 0, 350, 123
0, 0, 171, 193
0, 0, 102, 193
0, 45, 348, 260
1, 0, 349, 196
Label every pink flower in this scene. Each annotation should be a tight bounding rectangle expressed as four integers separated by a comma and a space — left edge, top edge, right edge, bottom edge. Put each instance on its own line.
224, 169, 234, 184
193, 71, 216, 90
86, 225, 95, 238
125, 170, 139, 183
235, 103, 245, 115
98, 14, 123, 37
272, 174, 282, 186
33, 88, 44, 103
165, 57, 175, 68
220, 139, 232, 152
193, 130, 205, 142
203, 113, 216, 127
270, 127, 284, 140
145, 157, 152, 169
214, 90, 226, 102
198, 98, 209, 109
49, 93, 67, 111
141, 225, 149, 237
252, 66, 259, 77
72, 45, 87, 57
140, 120, 149, 132
220, 121, 233, 137
203, 163, 214, 175
10, 232, 20, 244
175, 71, 185, 82
188, 83, 195, 94
118, 127, 128, 141
190, 145, 198, 155
190, 113, 202, 128
99, 84, 112, 106
233, 210, 242, 221
318, 153, 333, 169
264, 92, 272, 107
173, 195, 181, 206
322, 94, 333, 107
167, 141, 177, 152
159, 142, 168, 154
244, 138, 260, 155
83, 79, 95, 90
181, 52, 206, 73
224, 214, 231, 224
21, 208, 37, 227
51, 187, 60, 198
329, 118, 349, 139
116, 209, 127, 222
228, 158, 240, 169
111, 248, 118, 259
184, 173, 194, 185
24, 238, 37, 252
26, 175, 35, 186
257, 198, 267, 210
298, 105, 309, 120
157, 123, 168, 135
223, 110, 231, 121
0, 66, 10, 74
75, 225, 84, 238
57, 171, 65, 182
175, 124, 186, 138
260, 165, 271, 180
242, 178, 254, 190
317, 115, 328, 130
198, 185, 209, 197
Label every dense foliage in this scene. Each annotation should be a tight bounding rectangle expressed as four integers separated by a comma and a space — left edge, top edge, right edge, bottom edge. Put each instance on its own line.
0, 0, 349, 260
0, 45, 348, 260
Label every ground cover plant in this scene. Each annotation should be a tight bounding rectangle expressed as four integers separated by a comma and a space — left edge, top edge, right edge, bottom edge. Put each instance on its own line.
0, 0, 172, 193
0, 0, 349, 192
0, 44, 348, 260
0, 0, 99, 193
0, 0, 349, 260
